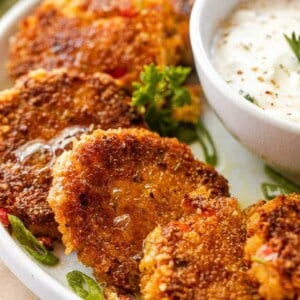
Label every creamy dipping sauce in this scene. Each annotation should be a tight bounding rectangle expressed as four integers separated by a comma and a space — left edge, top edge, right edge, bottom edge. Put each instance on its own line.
212, 0, 300, 124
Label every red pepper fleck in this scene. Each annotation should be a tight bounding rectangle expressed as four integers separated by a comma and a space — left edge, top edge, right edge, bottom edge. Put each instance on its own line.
256, 244, 278, 262
38, 236, 54, 251
119, 296, 132, 300
108, 67, 127, 79
201, 208, 215, 218
119, 8, 137, 18
258, 245, 273, 257
0, 208, 10, 227
169, 221, 190, 233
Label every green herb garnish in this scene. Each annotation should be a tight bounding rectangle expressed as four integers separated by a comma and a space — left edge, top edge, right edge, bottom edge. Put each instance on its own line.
132, 64, 218, 166
66, 270, 104, 300
244, 94, 257, 104
265, 166, 300, 192
0, 0, 17, 17
284, 32, 300, 62
195, 121, 218, 166
8, 214, 59, 266
132, 63, 192, 137
175, 122, 197, 144
261, 166, 300, 200
261, 183, 291, 200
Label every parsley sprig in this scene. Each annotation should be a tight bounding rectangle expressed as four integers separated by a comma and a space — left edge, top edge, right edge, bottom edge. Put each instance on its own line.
284, 32, 300, 62
132, 64, 218, 166
132, 64, 192, 137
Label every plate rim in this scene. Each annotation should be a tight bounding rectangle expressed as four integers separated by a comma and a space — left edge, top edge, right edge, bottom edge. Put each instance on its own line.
0, 224, 79, 300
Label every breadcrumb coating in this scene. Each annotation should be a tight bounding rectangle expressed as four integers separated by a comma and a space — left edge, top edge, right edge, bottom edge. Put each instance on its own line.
48, 128, 229, 292
0, 69, 144, 238
140, 192, 257, 300
245, 194, 300, 300
8, 0, 193, 88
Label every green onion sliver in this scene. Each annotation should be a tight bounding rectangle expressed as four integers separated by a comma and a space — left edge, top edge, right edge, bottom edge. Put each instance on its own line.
261, 183, 291, 200
8, 214, 59, 266
261, 167, 300, 200
265, 167, 300, 192
195, 120, 218, 167
66, 270, 104, 300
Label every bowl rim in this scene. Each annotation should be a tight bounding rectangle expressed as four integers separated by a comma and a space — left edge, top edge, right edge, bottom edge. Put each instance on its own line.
190, 0, 300, 134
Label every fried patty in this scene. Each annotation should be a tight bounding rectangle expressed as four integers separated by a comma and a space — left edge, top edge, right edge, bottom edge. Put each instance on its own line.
245, 194, 300, 300
47, 128, 229, 292
140, 191, 257, 300
0, 69, 144, 238
40, 0, 194, 19
8, 0, 192, 88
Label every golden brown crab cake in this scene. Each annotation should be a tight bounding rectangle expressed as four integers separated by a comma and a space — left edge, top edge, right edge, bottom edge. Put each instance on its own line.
139, 0, 195, 65
0, 69, 144, 159
43, 0, 136, 19
0, 69, 145, 238
245, 194, 300, 300
140, 192, 256, 300
8, 0, 192, 88
48, 128, 229, 292
50, 0, 194, 19
0, 162, 59, 238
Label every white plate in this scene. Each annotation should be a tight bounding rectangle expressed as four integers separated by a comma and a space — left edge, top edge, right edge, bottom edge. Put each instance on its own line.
0, 1, 278, 299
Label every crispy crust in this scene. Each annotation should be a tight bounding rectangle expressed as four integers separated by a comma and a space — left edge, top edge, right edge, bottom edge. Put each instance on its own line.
0, 162, 59, 238
41, 0, 137, 19
40, 0, 194, 18
0, 69, 145, 238
140, 193, 257, 300
0, 69, 144, 159
8, 0, 192, 88
39, 0, 194, 19
48, 128, 229, 292
245, 194, 300, 300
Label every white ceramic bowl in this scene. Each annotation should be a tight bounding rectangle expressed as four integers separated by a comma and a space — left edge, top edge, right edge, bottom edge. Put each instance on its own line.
190, 0, 300, 183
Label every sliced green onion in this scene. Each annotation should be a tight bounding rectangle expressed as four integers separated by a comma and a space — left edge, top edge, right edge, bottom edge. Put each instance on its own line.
8, 214, 59, 266
261, 166, 300, 200
66, 271, 104, 300
175, 122, 197, 144
195, 121, 218, 167
0, 0, 17, 16
261, 183, 292, 200
265, 166, 300, 192
244, 94, 257, 104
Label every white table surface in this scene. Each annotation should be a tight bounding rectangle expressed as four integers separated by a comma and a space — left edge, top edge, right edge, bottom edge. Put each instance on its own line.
0, 260, 37, 299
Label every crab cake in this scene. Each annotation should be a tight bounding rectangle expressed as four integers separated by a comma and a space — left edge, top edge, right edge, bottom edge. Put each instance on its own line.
42, 0, 194, 19
140, 191, 256, 300
245, 194, 300, 300
48, 128, 229, 292
0, 69, 144, 238
8, 0, 192, 88
140, 0, 195, 65
50, 0, 194, 18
